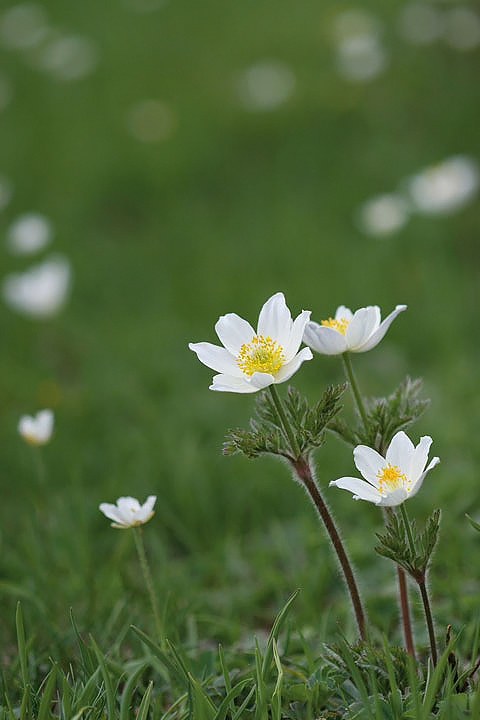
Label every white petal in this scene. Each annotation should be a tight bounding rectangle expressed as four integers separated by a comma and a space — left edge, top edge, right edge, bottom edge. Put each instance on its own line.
138, 495, 156, 521
345, 306, 380, 350
36, 409, 53, 441
353, 304, 407, 353
188, 342, 241, 376
283, 310, 311, 361
116, 496, 141, 524
330, 476, 382, 503
409, 456, 440, 498
409, 436, 433, 483
386, 431, 414, 474
257, 292, 292, 347
377, 488, 408, 507
335, 305, 353, 322
274, 347, 312, 383
99, 503, 125, 525
250, 371, 275, 389
353, 445, 385, 487
210, 373, 259, 393
303, 322, 348, 355
18, 416, 34, 437
214, 313, 255, 355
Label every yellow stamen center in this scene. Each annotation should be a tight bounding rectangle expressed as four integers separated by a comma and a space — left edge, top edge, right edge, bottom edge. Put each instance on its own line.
376, 463, 410, 494
321, 317, 350, 335
237, 335, 286, 376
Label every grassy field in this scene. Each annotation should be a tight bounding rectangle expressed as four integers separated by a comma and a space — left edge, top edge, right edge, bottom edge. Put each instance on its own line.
1, 0, 480, 715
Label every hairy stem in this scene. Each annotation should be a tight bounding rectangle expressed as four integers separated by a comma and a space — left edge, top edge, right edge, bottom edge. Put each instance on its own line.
133, 528, 164, 647
399, 503, 417, 559
341, 352, 368, 430
293, 457, 366, 640
419, 580, 438, 667
269, 385, 301, 459
396, 566, 416, 658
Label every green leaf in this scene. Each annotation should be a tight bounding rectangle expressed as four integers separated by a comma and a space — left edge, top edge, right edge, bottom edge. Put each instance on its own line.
466, 514, 480, 532
261, 589, 299, 680
120, 663, 148, 720
188, 673, 217, 720
136, 681, 153, 720
90, 636, 116, 719
15, 602, 28, 690
37, 664, 57, 720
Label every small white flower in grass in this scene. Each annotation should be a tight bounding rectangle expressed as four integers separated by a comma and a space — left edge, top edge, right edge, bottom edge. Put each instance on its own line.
330, 431, 440, 506
2, 255, 71, 318
189, 292, 313, 393
99, 496, 156, 529
304, 304, 406, 356
18, 409, 54, 445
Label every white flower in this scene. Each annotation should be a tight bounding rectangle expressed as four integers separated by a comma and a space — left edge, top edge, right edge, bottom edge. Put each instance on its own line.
408, 156, 479, 215
303, 304, 406, 356
358, 193, 410, 237
18, 409, 54, 446
2, 255, 71, 318
330, 431, 440, 506
189, 292, 313, 393
99, 496, 156, 529
6, 213, 52, 255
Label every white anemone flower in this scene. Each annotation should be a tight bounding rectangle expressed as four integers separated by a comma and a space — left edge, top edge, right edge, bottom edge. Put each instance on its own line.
189, 292, 313, 393
330, 431, 440, 506
18, 409, 54, 445
2, 255, 71, 318
303, 304, 407, 356
99, 496, 156, 529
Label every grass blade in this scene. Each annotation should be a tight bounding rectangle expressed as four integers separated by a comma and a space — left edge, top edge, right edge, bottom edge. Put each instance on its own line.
91, 636, 116, 719
136, 681, 153, 720
37, 664, 57, 720
261, 589, 299, 681
120, 663, 148, 720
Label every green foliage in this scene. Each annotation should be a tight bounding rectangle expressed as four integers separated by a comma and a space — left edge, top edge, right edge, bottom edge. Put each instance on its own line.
330, 377, 429, 454
375, 509, 441, 582
223, 384, 345, 460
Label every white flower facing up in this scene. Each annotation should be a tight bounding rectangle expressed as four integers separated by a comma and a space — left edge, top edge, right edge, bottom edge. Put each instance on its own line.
189, 292, 313, 393
304, 304, 407, 356
18, 409, 54, 446
99, 496, 156, 529
330, 431, 440, 506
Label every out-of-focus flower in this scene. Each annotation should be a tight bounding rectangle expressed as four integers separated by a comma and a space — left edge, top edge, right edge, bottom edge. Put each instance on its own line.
304, 304, 406, 356
99, 496, 156, 529
330, 431, 440, 506
189, 292, 312, 393
126, 99, 176, 142
18, 409, 54, 445
6, 213, 52, 254
333, 10, 387, 83
35, 34, 98, 81
0, 3, 49, 50
398, 3, 445, 46
445, 8, 480, 51
408, 156, 479, 215
237, 60, 295, 111
358, 194, 410, 237
2, 255, 71, 318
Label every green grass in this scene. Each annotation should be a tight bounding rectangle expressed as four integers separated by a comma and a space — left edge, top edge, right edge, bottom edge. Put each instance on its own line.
1, 0, 480, 715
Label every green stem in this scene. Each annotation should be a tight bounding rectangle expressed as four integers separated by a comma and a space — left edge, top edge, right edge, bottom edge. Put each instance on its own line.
399, 503, 416, 559
269, 385, 301, 459
419, 580, 438, 667
133, 528, 164, 647
341, 353, 368, 430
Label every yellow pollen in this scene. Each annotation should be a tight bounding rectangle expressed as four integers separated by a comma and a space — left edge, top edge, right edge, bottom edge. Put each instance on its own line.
376, 463, 410, 494
237, 335, 286, 376
321, 317, 350, 335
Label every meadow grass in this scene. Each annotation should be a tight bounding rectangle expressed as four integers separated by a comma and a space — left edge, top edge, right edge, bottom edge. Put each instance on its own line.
1, 0, 480, 715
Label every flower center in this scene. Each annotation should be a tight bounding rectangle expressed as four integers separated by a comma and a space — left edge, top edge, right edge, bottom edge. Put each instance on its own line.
237, 335, 286, 376
376, 463, 410, 494
321, 317, 350, 335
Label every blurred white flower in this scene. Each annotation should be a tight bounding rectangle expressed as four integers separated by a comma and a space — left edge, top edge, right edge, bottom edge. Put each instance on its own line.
3, 255, 72, 318
126, 100, 176, 143
330, 431, 440, 506
445, 8, 480, 51
0, 3, 49, 50
408, 156, 479, 215
237, 61, 295, 111
358, 194, 410, 237
398, 3, 445, 46
6, 213, 52, 254
189, 292, 312, 393
36, 34, 98, 81
18, 409, 54, 446
99, 496, 156, 529
304, 304, 406, 356
333, 10, 387, 83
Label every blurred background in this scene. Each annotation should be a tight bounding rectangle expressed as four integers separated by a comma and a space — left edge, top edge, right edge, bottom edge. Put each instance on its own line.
0, 0, 479, 659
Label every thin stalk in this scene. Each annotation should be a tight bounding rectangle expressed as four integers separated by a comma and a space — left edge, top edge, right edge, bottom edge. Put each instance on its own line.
341, 352, 368, 430
32, 447, 47, 489
418, 581, 438, 667
133, 528, 164, 648
384, 508, 415, 658
293, 457, 366, 640
269, 385, 301, 459
399, 503, 416, 559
